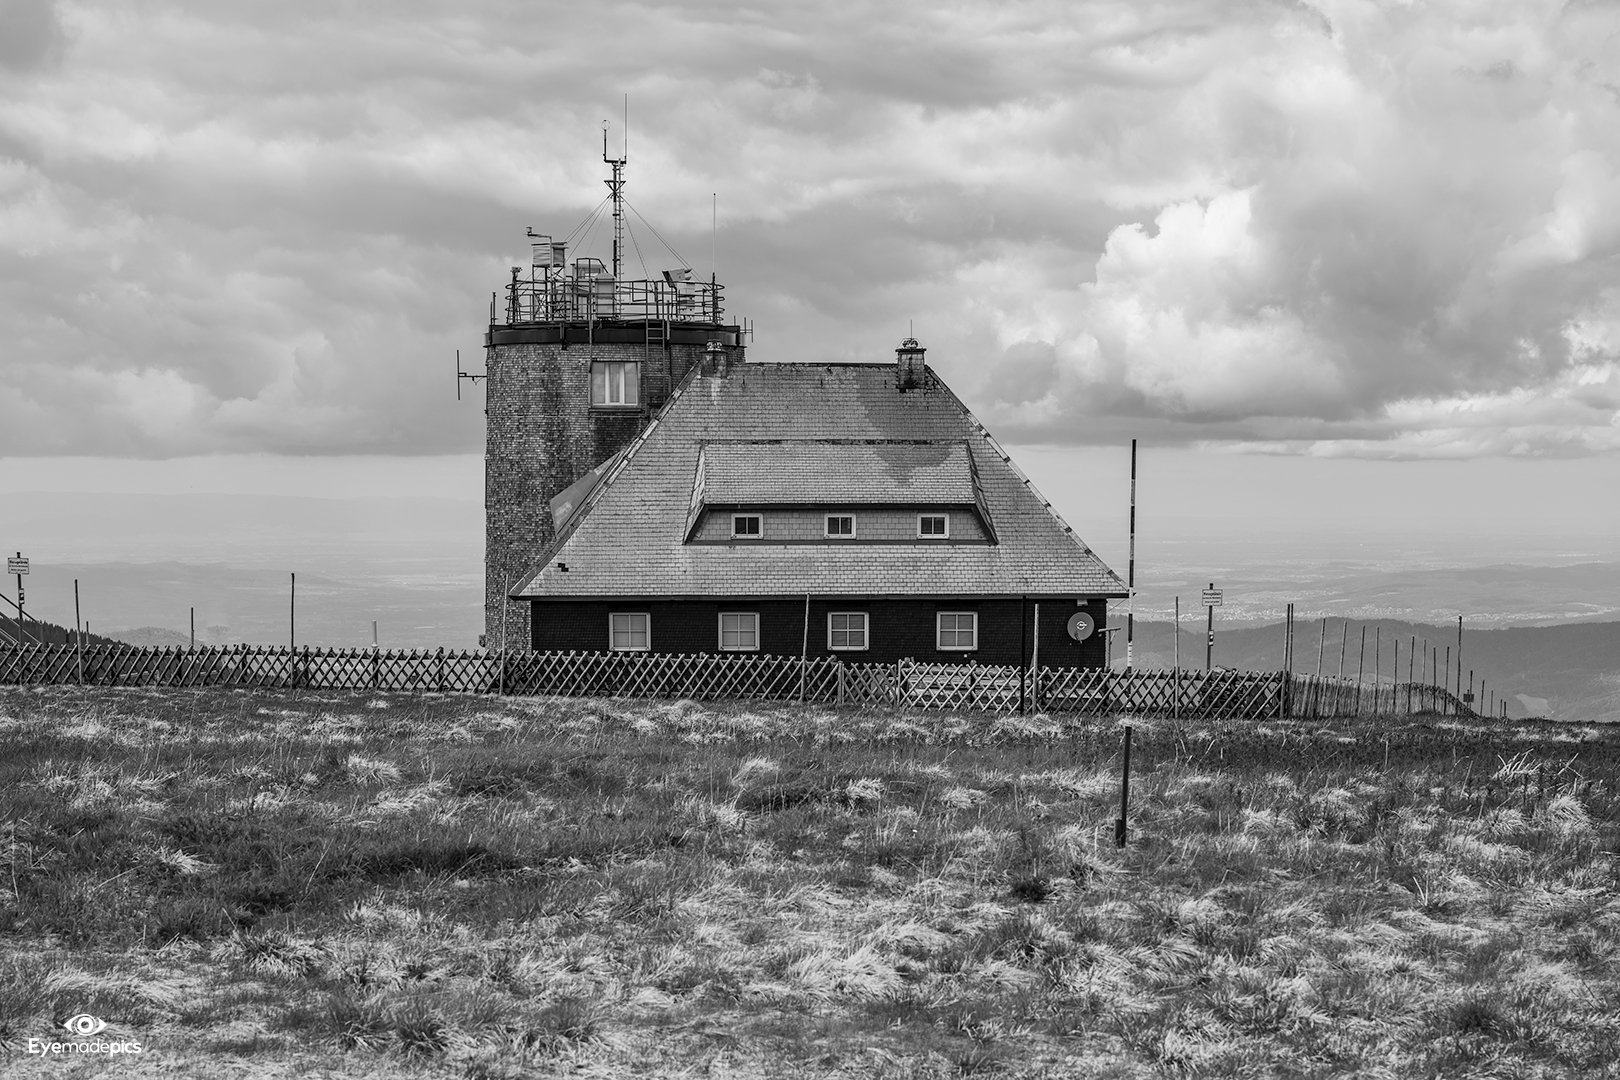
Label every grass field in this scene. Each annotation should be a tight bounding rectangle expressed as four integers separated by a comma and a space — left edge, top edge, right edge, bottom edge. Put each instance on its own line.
1, 687, 1616, 1078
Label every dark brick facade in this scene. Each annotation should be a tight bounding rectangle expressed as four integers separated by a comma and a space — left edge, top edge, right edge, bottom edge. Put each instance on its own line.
483, 328, 745, 644
529, 596, 1108, 667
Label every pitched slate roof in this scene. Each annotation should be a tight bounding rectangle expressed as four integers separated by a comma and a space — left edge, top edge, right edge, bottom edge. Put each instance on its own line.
514, 363, 1127, 599
699, 440, 978, 505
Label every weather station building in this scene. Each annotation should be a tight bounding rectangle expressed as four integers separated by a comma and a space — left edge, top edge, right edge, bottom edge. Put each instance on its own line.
482, 131, 1126, 667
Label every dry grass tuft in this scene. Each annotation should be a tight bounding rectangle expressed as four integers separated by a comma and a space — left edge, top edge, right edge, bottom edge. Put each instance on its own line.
1, 686, 1616, 1077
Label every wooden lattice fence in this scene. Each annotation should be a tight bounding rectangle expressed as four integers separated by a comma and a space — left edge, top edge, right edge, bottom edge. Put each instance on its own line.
0, 642, 1473, 718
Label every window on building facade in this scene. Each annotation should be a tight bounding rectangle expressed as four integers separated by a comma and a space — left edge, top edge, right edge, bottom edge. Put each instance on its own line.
732, 514, 762, 538
828, 612, 868, 651
718, 612, 759, 651
937, 611, 978, 650
825, 514, 855, 538
609, 612, 650, 651
590, 361, 640, 406
918, 513, 950, 538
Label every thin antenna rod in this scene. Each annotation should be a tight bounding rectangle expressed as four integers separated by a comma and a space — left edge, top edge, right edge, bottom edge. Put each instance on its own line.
712, 192, 717, 279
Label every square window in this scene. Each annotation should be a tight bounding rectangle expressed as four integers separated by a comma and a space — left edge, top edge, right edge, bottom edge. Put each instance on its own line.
828, 612, 869, 651
825, 514, 855, 538
918, 514, 950, 538
732, 514, 762, 538
590, 361, 640, 406
718, 612, 759, 651
937, 611, 978, 651
609, 612, 649, 651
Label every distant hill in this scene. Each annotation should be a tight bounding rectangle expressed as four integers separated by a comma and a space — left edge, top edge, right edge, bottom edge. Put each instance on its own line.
1, 613, 118, 648
1108, 616, 1619, 723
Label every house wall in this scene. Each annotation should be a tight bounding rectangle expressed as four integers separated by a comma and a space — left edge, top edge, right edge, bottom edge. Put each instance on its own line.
484, 335, 744, 645
529, 596, 1109, 668
688, 508, 989, 544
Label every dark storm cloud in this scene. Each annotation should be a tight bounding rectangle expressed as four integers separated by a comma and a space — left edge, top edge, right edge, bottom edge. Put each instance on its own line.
0, 0, 1617, 457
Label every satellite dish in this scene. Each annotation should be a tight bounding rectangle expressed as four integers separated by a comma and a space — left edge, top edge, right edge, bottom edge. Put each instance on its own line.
1067, 611, 1096, 642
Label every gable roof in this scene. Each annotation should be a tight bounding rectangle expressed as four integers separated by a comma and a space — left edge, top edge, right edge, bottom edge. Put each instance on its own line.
514, 363, 1127, 600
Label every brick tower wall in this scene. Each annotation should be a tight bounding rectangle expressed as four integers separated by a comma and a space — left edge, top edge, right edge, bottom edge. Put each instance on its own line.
483, 336, 743, 646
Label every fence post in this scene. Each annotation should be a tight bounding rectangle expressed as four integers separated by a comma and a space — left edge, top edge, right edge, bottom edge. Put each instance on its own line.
437, 647, 445, 693
1114, 725, 1133, 848
836, 660, 844, 707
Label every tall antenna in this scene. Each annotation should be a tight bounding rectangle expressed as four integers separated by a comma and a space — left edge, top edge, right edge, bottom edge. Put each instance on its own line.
602, 118, 626, 281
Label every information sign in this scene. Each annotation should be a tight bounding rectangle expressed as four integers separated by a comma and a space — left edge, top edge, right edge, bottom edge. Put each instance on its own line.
7, 557, 26, 576
1201, 589, 1222, 607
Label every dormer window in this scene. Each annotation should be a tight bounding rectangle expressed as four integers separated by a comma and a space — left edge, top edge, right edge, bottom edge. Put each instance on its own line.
590, 361, 640, 407
918, 513, 950, 538
731, 514, 762, 539
825, 514, 855, 538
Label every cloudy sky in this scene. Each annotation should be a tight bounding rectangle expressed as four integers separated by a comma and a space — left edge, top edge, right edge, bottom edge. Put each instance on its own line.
3, 0, 1620, 463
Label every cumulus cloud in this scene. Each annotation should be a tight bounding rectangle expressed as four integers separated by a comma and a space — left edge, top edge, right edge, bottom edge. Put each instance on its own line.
0, 0, 1617, 457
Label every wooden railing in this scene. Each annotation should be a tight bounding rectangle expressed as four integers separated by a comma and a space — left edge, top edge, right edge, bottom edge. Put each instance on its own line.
0, 642, 1473, 718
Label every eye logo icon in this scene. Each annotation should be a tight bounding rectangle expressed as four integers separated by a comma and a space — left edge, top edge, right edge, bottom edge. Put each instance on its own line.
63, 1014, 108, 1037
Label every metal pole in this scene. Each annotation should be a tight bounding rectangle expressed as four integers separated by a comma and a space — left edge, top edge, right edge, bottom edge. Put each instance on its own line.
14, 552, 25, 643
190, 607, 195, 652
1393, 637, 1399, 715
74, 579, 82, 685
1356, 626, 1366, 716
1032, 604, 1041, 710
1126, 439, 1137, 670
799, 594, 809, 702
1456, 615, 1464, 703
1173, 596, 1180, 725
1444, 646, 1451, 714
1205, 583, 1214, 672
290, 572, 296, 690
1408, 635, 1415, 714
1114, 725, 1133, 848
1019, 594, 1028, 714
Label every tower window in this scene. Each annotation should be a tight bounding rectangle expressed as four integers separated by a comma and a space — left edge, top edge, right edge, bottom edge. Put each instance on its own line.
718, 612, 759, 651
828, 612, 869, 651
590, 361, 640, 406
609, 612, 649, 651
825, 514, 855, 538
918, 514, 950, 538
937, 612, 978, 651
732, 514, 762, 538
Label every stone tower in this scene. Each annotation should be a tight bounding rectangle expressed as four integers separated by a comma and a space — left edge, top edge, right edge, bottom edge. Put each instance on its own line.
483, 140, 746, 646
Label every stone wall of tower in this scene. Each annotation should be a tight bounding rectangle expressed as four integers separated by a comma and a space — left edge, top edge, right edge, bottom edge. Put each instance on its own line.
483, 337, 742, 646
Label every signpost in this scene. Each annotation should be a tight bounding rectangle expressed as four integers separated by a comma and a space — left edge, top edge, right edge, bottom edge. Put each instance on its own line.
9, 553, 26, 643
1202, 583, 1222, 671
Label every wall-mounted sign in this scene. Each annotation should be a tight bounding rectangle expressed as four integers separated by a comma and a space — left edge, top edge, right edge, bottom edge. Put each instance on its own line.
1066, 611, 1096, 642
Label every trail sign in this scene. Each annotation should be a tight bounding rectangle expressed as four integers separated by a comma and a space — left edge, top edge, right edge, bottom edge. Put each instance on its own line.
1201, 589, 1222, 607
7, 557, 26, 575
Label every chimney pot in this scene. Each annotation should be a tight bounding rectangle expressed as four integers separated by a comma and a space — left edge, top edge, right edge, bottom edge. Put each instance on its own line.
896, 336, 926, 390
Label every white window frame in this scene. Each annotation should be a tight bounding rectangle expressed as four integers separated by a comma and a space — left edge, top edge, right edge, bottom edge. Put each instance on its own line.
918, 513, 950, 539
825, 514, 856, 539
718, 612, 760, 652
608, 612, 650, 652
731, 513, 763, 539
936, 611, 978, 651
590, 361, 640, 407
827, 611, 869, 652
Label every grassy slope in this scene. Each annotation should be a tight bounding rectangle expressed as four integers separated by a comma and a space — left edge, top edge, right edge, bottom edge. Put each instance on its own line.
1, 689, 1617, 1079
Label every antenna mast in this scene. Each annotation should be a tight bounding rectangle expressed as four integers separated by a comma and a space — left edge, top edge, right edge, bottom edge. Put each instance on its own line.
603, 119, 626, 282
